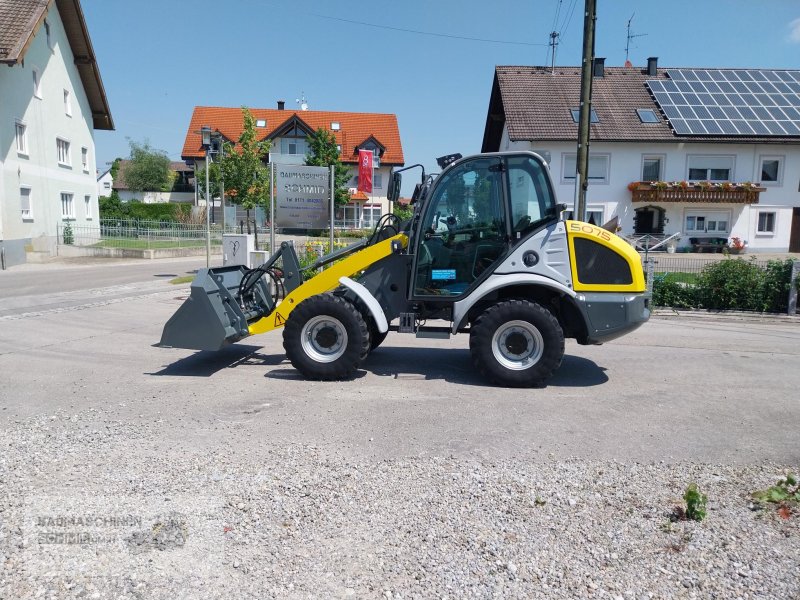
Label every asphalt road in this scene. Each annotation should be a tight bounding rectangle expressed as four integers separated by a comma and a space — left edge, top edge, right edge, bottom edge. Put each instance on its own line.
1, 257, 798, 465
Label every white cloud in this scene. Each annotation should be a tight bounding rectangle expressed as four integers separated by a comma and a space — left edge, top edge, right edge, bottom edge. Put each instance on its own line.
789, 18, 800, 43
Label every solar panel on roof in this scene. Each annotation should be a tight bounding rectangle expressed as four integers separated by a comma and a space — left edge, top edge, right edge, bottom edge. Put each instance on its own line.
645, 68, 800, 136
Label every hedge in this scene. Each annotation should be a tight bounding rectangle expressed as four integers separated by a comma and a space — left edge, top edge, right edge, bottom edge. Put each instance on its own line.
99, 193, 192, 222
652, 258, 797, 313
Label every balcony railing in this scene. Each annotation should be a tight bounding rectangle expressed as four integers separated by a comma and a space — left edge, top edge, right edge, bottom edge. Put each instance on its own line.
629, 182, 765, 204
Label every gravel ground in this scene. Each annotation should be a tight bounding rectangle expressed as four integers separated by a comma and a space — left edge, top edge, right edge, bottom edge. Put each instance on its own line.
1, 411, 798, 599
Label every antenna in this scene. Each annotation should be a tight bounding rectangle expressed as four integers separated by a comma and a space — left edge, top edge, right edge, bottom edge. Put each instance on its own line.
625, 13, 647, 64
548, 31, 560, 73
295, 92, 309, 111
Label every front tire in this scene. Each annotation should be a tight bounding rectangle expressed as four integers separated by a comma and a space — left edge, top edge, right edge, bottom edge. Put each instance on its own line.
283, 293, 369, 380
469, 299, 564, 387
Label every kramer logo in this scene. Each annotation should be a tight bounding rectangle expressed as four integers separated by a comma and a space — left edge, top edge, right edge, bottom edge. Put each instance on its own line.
569, 221, 611, 242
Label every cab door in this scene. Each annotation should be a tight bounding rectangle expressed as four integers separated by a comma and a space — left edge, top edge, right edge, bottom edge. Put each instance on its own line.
412, 156, 509, 298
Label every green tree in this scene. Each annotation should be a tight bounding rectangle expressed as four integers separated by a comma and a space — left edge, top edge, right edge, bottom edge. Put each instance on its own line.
218, 107, 271, 235
305, 127, 351, 207
124, 140, 171, 193
195, 161, 223, 201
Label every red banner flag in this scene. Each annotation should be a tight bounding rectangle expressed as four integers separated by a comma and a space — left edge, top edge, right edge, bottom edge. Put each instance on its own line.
358, 149, 373, 193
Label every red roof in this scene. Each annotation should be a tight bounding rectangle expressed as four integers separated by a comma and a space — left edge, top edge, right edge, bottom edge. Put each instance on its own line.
349, 191, 369, 201
182, 106, 404, 165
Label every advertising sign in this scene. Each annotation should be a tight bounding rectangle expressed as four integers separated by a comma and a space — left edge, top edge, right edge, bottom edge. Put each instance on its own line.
275, 165, 330, 229
357, 149, 373, 193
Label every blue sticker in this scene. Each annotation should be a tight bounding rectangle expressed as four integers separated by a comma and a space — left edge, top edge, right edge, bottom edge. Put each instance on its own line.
431, 269, 456, 281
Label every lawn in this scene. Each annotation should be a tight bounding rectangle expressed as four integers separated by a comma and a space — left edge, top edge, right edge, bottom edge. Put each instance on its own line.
654, 271, 700, 285
93, 238, 222, 249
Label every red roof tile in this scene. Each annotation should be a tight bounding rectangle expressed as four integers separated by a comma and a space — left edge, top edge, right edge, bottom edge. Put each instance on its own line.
483, 65, 800, 149
182, 106, 404, 165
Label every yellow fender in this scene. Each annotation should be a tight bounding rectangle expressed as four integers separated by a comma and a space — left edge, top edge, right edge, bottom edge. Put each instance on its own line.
248, 233, 408, 335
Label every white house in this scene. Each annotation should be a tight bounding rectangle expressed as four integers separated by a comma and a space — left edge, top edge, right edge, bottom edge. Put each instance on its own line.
96, 166, 113, 198
482, 60, 800, 253
0, 0, 113, 267
181, 103, 404, 230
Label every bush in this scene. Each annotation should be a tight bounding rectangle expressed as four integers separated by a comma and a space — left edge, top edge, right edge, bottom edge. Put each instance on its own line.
98, 195, 191, 223
697, 258, 764, 311
652, 258, 797, 313
652, 274, 698, 308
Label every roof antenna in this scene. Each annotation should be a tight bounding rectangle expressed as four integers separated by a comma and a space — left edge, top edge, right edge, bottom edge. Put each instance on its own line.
548, 31, 560, 73
625, 13, 647, 66
295, 92, 309, 111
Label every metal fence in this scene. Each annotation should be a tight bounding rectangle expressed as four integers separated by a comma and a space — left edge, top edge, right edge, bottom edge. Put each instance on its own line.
58, 219, 223, 250
644, 254, 776, 278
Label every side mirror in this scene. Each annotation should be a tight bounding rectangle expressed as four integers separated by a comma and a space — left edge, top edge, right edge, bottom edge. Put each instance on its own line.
387, 171, 401, 203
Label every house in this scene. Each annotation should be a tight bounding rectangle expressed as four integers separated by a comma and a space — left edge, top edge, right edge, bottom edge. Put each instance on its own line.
111, 160, 195, 204
96, 165, 113, 198
482, 59, 800, 252
0, 0, 113, 267
181, 103, 404, 229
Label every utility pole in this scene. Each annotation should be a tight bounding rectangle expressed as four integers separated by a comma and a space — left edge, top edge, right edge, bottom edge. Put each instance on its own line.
548, 31, 560, 73
575, 0, 596, 222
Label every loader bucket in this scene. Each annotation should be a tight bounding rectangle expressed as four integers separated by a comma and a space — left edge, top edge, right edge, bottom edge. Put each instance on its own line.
159, 265, 269, 351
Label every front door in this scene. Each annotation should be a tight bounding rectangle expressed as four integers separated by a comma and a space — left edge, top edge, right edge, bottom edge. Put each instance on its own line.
411, 153, 558, 298
412, 156, 508, 297
790, 208, 800, 253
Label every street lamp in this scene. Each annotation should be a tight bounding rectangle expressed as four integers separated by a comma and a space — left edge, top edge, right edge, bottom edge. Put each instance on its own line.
200, 126, 212, 267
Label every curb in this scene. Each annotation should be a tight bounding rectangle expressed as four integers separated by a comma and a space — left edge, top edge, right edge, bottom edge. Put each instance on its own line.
652, 308, 799, 323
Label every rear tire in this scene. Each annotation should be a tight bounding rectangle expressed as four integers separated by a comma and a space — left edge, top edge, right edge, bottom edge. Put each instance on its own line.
283, 293, 369, 380
469, 299, 564, 387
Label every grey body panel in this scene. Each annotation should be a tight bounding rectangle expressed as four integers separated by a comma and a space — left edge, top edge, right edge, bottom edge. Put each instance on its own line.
495, 220, 572, 287
352, 252, 411, 323
451, 221, 575, 332
451, 273, 575, 333
575, 292, 651, 343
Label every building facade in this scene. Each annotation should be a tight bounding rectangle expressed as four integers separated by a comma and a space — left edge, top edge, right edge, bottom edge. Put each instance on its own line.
483, 61, 800, 253
0, 0, 113, 267
111, 160, 195, 204
181, 104, 404, 230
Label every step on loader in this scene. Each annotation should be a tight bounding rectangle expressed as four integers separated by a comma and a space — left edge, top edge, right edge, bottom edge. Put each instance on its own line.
159, 151, 650, 387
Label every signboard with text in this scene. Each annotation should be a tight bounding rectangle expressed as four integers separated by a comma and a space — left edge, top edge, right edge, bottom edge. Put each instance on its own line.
275, 165, 330, 229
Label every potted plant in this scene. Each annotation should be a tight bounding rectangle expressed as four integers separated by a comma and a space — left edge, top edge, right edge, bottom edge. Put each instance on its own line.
728, 236, 747, 254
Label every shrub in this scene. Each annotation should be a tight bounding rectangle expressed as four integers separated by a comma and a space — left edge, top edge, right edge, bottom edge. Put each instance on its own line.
98, 196, 191, 223
652, 274, 698, 308
653, 258, 798, 313
697, 258, 764, 311
760, 259, 795, 313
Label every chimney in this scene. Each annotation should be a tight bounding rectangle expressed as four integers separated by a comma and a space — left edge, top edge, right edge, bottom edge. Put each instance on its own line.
277, 100, 285, 110
593, 57, 605, 77
647, 57, 658, 77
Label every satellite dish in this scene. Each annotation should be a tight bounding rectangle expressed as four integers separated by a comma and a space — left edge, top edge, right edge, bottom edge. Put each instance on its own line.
296, 92, 309, 111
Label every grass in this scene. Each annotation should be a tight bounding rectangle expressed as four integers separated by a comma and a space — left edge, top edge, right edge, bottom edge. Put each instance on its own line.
93, 238, 222, 249
655, 271, 700, 285
169, 275, 195, 285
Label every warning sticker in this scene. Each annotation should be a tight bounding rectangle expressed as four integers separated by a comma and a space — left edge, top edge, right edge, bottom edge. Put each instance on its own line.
431, 269, 457, 281
274, 312, 285, 327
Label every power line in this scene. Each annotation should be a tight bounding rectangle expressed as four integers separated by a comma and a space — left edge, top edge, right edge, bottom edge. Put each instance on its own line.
301, 12, 547, 47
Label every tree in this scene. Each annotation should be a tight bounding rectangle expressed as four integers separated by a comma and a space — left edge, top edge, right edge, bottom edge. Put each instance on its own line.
305, 128, 351, 207
218, 107, 271, 235
124, 140, 171, 194
195, 161, 223, 201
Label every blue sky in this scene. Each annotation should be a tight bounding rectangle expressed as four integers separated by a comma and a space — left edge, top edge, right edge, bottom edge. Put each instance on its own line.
86, 0, 800, 191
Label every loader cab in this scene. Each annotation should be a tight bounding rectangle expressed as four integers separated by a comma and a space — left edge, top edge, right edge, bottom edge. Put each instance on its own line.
410, 152, 558, 299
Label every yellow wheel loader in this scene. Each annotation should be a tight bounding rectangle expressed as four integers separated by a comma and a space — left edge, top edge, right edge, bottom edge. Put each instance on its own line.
159, 151, 649, 387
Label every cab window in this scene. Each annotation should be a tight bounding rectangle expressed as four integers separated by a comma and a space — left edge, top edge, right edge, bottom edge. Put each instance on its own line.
506, 155, 557, 239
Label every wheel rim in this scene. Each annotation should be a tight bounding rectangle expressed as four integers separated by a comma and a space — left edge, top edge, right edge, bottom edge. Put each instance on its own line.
301, 315, 348, 363
491, 320, 544, 371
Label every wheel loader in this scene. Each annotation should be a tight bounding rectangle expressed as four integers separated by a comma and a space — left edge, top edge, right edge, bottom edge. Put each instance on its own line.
159, 151, 650, 387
